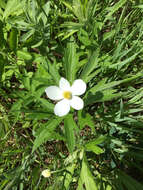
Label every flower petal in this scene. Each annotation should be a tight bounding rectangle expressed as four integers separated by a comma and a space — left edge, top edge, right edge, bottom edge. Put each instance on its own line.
70, 96, 84, 110
54, 99, 70, 117
45, 86, 63, 100
59, 77, 71, 91
71, 79, 86, 96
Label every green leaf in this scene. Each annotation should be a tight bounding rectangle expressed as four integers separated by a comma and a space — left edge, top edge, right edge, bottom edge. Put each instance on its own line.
78, 28, 91, 46
85, 68, 101, 83
105, 0, 127, 21
64, 114, 76, 153
117, 170, 143, 190
36, 98, 54, 113
78, 110, 95, 132
32, 118, 63, 152
63, 37, 78, 83
0, 54, 4, 82
77, 154, 98, 190
61, 22, 84, 30
0, 20, 4, 48
87, 135, 106, 145
85, 136, 106, 155
85, 89, 123, 105
64, 150, 78, 165
3, 0, 24, 18
0, 0, 6, 8
103, 29, 115, 41
88, 72, 143, 94
22, 76, 31, 91
27, 111, 51, 120
85, 144, 104, 155
128, 89, 143, 104
9, 28, 18, 52
0, 118, 10, 139
64, 163, 76, 189
80, 50, 99, 82
47, 60, 61, 85
62, 29, 78, 41
134, 5, 143, 9
61, 1, 73, 13
17, 50, 33, 61
2, 166, 23, 190
110, 49, 143, 70
72, 0, 84, 22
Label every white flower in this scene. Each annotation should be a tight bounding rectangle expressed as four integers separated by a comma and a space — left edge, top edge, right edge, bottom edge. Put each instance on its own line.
41, 169, 51, 178
45, 78, 86, 117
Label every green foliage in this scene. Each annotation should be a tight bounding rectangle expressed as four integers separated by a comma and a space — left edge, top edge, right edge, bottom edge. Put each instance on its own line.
32, 118, 64, 152
80, 50, 99, 82
9, 28, 18, 52
0, 0, 143, 189
85, 136, 106, 155
77, 154, 98, 190
64, 114, 77, 153
63, 37, 78, 83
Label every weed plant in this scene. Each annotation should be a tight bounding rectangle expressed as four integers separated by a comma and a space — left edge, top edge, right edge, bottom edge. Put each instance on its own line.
0, 0, 143, 189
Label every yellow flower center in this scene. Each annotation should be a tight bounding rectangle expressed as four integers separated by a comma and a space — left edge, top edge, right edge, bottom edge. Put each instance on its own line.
63, 91, 72, 99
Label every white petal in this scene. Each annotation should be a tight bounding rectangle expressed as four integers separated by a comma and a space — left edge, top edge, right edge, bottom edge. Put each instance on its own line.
54, 99, 70, 117
70, 96, 84, 110
45, 86, 63, 100
59, 77, 71, 91
71, 79, 86, 96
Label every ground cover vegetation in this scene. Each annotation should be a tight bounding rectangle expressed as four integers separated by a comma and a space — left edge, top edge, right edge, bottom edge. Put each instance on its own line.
0, 0, 143, 189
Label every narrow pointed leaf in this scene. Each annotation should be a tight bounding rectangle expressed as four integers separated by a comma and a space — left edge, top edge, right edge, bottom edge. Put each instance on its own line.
64, 114, 76, 153
63, 37, 78, 83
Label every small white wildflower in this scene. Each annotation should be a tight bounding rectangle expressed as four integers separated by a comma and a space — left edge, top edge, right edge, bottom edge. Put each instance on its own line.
41, 169, 51, 178
45, 78, 86, 117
